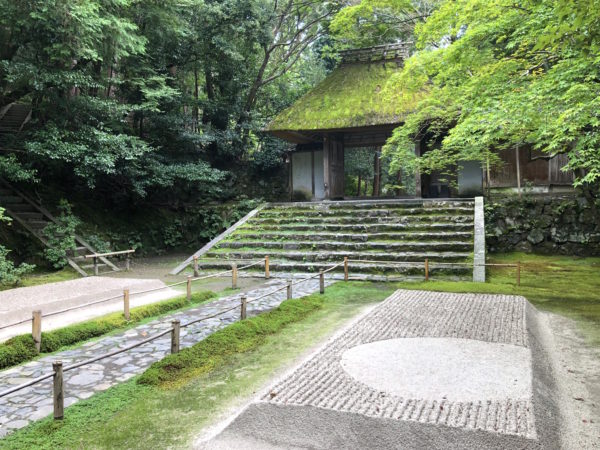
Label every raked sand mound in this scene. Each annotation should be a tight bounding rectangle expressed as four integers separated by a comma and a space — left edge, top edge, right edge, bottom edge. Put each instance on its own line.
198, 290, 561, 450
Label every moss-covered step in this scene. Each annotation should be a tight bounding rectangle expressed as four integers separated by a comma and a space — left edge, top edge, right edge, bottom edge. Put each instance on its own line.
193, 260, 472, 277
205, 249, 472, 263
248, 215, 474, 226
215, 240, 473, 252
246, 222, 474, 233
256, 206, 475, 218
227, 231, 474, 242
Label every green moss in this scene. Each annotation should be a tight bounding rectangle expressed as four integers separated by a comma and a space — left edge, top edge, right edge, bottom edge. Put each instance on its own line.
268, 62, 425, 131
137, 293, 326, 386
0, 291, 215, 370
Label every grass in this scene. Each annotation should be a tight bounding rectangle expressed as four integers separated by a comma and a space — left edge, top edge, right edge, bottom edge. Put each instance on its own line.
0, 291, 216, 370
0, 282, 393, 450
394, 252, 600, 346
0, 268, 79, 291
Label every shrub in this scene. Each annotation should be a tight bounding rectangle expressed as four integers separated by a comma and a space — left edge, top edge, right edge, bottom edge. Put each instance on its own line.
42, 200, 81, 269
0, 208, 35, 286
0, 290, 215, 370
138, 293, 325, 386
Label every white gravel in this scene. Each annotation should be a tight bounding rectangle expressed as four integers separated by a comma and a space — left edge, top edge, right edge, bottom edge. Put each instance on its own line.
340, 337, 531, 402
0, 277, 179, 341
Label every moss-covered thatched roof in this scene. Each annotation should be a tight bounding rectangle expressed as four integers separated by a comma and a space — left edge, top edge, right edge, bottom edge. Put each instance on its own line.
267, 61, 422, 133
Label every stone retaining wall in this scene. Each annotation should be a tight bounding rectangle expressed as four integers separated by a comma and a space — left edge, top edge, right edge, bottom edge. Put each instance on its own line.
485, 195, 600, 255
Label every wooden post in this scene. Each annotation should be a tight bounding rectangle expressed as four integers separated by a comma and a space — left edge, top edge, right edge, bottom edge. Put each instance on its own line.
170, 320, 180, 354
344, 257, 349, 281
231, 263, 238, 289
516, 262, 521, 287
125, 256, 131, 271
265, 256, 270, 279
287, 280, 292, 300
123, 289, 130, 320
32, 310, 42, 353
240, 295, 247, 320
53, 361, 64, 420
93, 256, 99, 276
186, 276, 192, 301
193, 256, 199, 277
319, 270, 325, 294
425, 258, 429, 282
515, 143, 522, 198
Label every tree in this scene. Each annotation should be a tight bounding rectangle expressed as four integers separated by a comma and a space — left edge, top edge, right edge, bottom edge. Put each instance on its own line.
380, 0, 600, 191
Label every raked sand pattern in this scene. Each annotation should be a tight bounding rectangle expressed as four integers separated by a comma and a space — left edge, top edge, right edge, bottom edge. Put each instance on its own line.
262, 290, 536, 439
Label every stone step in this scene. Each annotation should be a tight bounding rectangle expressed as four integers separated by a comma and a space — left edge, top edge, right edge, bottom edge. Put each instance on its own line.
231, 231, 473, 242
216, 240, 472, 252
249, 215, 474, 226
247, 222, 474, 233
205, 249, 471, 263
13, 212, 44, 220
195, 260, 472, 276
0, 188, 13, 196
0, 195, 23, 204
257, 206, 474, 218
3, 203, 35, 213
268, 200, 474, 211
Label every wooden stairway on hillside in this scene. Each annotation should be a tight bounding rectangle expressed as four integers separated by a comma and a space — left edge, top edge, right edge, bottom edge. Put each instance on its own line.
0, 181, 119, 277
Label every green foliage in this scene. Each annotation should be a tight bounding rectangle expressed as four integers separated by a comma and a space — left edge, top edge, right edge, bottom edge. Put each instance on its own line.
42, 200, 81, 269
0, 290, 215, 370
381, 0, 600, 189
138, 293, 325, 386
330, 0, 439, 48
0, 208, 35, 286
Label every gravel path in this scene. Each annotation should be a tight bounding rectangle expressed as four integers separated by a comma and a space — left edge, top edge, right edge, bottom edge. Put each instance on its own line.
0, 277, 181, 342
0, 277, 330, 437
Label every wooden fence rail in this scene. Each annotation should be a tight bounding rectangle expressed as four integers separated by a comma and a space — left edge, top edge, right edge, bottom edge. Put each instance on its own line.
0, 258, 342, 422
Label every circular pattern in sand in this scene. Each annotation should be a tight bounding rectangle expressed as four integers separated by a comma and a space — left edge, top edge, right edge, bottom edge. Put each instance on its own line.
340, 337, 532, 402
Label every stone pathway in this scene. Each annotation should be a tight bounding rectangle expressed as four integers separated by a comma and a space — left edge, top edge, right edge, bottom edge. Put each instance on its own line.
0, 277, 328, 436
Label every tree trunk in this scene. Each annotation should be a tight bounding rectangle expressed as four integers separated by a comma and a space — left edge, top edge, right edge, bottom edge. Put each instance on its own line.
357, 175, 362, 196
193, 65, 199, 132
372, 153, 381, 197
395, 170, 402, 196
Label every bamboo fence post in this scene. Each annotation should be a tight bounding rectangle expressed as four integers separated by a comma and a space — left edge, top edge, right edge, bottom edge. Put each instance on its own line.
93, 256, 99, 276
125, 256, 131, 271
32, 310, 42, 353
516, 262, 521, 286
193, 256, 199, 277
265, 256, 270, 279
240, 295, 247, 320
344, 257, 349, 281
425, 258, 429, 282
287, 280, 292, 300
186, 276, 192, 301
232, 263, 238, 290
319, 270, 325, 294
53, 361, 64, 420
170, 320, 180, 354
123, 289, 130, 320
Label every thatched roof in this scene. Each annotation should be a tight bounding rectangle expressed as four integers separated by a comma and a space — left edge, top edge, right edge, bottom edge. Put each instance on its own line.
267, 43, 423, 139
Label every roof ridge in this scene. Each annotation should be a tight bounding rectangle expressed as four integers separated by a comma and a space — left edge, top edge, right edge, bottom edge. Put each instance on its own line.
339, 42, 412, 65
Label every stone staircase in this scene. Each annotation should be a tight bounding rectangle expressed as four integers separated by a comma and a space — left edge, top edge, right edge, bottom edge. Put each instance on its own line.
0, 181, 119, 276
183, 199, 476, 279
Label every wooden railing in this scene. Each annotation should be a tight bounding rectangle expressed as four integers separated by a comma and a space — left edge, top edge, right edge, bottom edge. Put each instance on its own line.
0, 258, 344, 421
85, 249, 136, 275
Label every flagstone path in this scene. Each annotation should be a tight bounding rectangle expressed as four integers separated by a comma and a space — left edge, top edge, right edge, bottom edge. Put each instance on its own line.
0, 277, 329, 437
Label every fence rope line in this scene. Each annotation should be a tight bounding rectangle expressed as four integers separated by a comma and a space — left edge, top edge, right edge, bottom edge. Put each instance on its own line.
0, 260, 340, 400
0, 259, 266, 331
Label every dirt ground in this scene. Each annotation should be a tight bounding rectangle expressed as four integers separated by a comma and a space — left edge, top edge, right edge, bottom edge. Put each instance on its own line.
106, 253, 269, 293
544, 312, 600, 449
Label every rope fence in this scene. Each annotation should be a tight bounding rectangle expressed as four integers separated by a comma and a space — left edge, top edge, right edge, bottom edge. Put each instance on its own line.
0, 258, 343, 422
